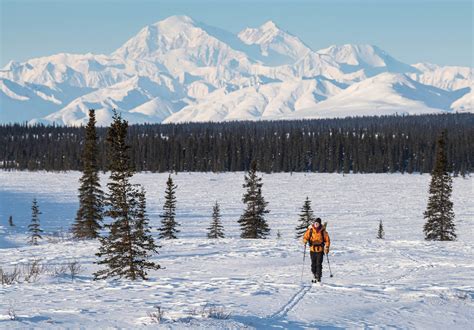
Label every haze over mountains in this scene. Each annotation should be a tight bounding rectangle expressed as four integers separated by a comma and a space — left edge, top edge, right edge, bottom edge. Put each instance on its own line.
0, 15, 472, 125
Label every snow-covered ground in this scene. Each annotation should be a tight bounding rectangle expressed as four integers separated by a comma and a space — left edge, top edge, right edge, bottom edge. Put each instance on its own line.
0, 171, 473, 328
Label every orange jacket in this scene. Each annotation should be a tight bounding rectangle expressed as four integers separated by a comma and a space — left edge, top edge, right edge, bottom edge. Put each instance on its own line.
303, 225, 330, 253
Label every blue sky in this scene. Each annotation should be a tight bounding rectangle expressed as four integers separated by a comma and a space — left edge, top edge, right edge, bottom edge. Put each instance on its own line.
0, 0, 472, 67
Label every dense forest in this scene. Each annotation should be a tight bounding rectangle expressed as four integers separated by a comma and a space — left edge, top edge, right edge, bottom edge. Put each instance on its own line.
0, 113, 472, 174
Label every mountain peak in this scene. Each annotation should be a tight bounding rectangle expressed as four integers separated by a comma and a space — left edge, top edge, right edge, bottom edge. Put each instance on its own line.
412, 62, 440, 72
318, 44, 385, 66
2, 60, 17, 71
113, 15, 206, 60
151, 15, 195, 27
238, 21, 311, 62
260, 20, 279, 32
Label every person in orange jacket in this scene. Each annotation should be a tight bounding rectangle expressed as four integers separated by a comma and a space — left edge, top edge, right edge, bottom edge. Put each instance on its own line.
303, 217, 330, 282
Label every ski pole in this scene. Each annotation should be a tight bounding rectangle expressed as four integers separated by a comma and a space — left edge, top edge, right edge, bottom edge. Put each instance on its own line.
326, 253, 333, 278
300, 243, 307, 282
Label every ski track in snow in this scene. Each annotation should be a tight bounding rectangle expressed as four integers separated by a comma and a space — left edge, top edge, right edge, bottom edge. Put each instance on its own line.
0, 171, 473, 329
379, 246, 436, 285
270, 284, 312, 319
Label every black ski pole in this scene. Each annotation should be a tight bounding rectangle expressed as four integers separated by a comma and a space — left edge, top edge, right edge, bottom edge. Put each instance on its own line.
300, 243, 307, 282
326, 253, 333, 278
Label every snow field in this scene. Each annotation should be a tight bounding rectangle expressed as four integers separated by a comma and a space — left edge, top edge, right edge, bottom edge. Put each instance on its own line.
0, 172, 473, 328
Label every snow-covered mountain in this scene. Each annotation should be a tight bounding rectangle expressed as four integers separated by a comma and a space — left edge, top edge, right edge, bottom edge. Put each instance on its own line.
287, 73, 464, 119
1, 78, 63, 123
164, 76, 344, 123
409, 62, 472, 91
0, 15, 472, 125
112, 15, 254, 79
38, 75, 184, 126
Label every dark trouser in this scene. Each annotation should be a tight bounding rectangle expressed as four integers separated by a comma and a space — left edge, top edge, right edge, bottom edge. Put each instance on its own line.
310, 251, 324, 279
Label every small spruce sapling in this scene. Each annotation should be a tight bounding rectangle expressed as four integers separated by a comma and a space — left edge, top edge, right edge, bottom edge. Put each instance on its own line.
377, 220, 385, 239
207, 201, 225, 239
158, 175, 180, 239
28, 199, 43, 245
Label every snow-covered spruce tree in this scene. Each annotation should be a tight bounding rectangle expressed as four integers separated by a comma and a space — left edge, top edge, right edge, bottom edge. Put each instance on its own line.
28, 199, 43, 245
94, 111, 160, 280
207, 201, 224, 239
377, 220, 385, 239
72, 109, 104, 239
238, 161, 270, 239
423, 130, 456, 241
295, 197, 315, 238
158, 175, 180, 239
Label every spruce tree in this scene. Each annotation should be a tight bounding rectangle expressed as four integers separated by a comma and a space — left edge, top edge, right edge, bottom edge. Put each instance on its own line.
129, 186, 161, 279
238, 161, 270, 239
207, 201, 224, 239
423, 130, 456, 241
158, 175, 180, 239
295, 197, 315, 238
377, 220, 385, 239
8, 215, 15, 227
28, 199, 43, 245
72, 109, 104, 239
94, 111, 160, 280
276, 230, 282, 239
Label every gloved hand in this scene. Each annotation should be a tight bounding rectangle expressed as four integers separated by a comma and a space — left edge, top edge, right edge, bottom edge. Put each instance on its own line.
324, 247, 329, 254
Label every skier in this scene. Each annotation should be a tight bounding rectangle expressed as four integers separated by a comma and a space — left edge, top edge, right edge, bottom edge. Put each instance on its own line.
302, 218, 330, 283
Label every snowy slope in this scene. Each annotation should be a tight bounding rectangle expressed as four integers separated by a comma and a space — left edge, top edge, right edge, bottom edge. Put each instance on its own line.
289, 73, 464, 119
0, 78, 62, 123
164, 77, 344, 123
0, 53, 141, 89
0, 172, 473, 328
41, 75, 185, 126
317, 44, 418, 77
410, 62, 473, 91
450, 86, 473, 113
287, 52, 344, 79
1, 15, 472, 125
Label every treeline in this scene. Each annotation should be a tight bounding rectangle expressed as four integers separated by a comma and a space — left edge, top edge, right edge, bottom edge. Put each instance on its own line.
3, 111, 460, 284
1, 113, 473, 174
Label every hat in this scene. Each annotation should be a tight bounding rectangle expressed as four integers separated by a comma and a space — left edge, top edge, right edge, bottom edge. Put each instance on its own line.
315, 218, 322, 224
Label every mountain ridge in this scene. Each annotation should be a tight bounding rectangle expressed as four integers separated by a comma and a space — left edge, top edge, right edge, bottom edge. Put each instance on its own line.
0, 15, 472, 125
